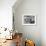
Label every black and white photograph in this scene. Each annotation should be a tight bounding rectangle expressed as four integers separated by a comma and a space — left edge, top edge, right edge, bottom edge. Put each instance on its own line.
22, 15, 36, 25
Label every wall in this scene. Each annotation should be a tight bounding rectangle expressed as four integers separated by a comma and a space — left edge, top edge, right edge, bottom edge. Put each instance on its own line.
0, 0, 16, 30
13, 0, 41, 46
41, 0, 46, 46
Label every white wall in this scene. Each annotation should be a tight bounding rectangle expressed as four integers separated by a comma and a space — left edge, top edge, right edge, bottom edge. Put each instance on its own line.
41, 0, 46, 46
0, 0, 16, 30
13, 0, 41, 46
13, 0, 46, 46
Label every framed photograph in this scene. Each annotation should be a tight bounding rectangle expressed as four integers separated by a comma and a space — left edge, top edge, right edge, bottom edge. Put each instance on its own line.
22, 14, 36, 25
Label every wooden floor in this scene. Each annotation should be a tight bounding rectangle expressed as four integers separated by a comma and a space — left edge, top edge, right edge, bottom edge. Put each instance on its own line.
0, 39, 16, 46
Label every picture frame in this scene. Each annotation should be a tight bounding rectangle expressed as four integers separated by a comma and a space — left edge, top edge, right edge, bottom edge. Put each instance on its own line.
22, 14, 36, 25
